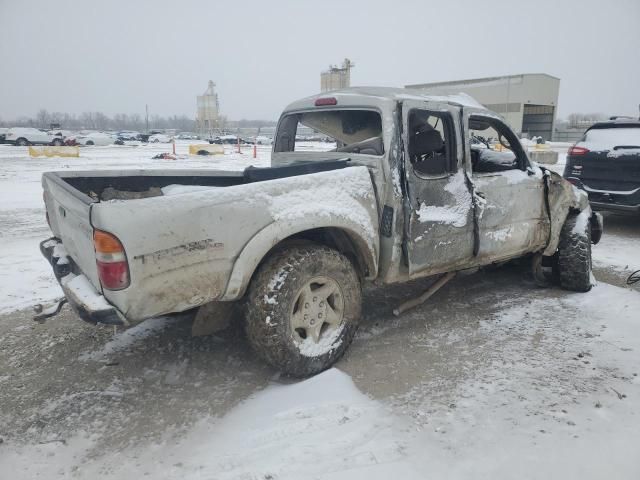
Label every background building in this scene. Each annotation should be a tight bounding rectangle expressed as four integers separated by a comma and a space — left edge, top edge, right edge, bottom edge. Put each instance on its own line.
321, 59, 354, 92
196, 80, 220, 137
406, 73, 560, 140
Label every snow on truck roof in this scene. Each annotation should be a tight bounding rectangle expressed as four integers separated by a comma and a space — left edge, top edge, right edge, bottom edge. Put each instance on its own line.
283, 86, 486, 112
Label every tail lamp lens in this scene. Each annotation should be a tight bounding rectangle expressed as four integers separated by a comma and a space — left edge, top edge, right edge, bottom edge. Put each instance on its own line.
94, 230, 130, 290
315, 97, 338, 106
568, 145, 589, 156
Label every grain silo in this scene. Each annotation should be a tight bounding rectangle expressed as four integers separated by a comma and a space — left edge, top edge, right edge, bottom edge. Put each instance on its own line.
196, 80, 220, 137
321, 59, 354, 92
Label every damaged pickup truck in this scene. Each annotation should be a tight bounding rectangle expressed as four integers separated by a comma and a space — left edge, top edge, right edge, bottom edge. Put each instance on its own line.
40, 87, 602, 376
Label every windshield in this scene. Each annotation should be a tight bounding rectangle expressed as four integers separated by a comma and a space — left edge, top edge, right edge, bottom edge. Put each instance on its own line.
274, 109, 384, 155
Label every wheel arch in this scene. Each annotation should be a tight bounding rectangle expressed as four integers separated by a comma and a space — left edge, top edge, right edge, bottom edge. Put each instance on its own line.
220, 223, 378, 301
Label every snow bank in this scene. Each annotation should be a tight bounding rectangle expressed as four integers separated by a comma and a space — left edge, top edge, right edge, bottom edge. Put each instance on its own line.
3, 369, 422, 479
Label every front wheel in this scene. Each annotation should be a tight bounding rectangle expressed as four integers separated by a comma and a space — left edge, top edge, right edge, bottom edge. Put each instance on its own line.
244, 244, 361, 377
16, 138, 29, 146
557, 210, 593, 292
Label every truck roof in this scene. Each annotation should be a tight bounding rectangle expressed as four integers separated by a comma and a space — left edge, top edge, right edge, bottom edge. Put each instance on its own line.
283, 86, 486, 113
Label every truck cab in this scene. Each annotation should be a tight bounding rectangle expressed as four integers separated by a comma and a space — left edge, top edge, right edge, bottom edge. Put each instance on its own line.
271, 87, 566, 284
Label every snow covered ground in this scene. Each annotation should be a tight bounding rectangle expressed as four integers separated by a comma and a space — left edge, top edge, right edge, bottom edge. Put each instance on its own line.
0, 141, 639, 479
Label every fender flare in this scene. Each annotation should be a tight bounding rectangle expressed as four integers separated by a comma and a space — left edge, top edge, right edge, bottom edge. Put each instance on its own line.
220, 218, 379, 301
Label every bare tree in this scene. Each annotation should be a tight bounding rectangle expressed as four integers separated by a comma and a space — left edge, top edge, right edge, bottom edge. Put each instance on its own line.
36, 109, 50, 128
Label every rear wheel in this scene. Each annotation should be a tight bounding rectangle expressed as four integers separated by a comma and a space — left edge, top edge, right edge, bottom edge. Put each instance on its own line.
51, 138, 63, 146
86, 140, 94, 146
557, 210, 592, 292
244, 244, 361, 377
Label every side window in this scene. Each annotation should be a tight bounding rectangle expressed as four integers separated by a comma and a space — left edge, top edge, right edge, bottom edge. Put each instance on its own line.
408, 110, 455, 177
468, 116, 525, 174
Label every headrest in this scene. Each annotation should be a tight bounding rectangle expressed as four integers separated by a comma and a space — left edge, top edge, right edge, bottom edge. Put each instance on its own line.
412, 129, 443, 156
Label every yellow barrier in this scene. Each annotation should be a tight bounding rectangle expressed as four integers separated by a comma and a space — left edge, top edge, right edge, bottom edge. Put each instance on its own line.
188, 144, 224, 155
533, 143, 550, 150
29, 146, 80, 158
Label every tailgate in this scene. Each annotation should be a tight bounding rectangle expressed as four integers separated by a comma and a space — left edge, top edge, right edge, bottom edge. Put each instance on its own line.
578, 150, 640, 191
42, 173, 101, 290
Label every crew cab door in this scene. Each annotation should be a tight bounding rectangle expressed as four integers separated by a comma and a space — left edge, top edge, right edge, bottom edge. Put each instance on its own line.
401, 101, 474, 277
463, 110, 549, 261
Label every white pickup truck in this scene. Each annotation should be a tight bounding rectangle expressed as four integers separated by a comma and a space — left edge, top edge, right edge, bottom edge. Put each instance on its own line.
40, 87, 602, 376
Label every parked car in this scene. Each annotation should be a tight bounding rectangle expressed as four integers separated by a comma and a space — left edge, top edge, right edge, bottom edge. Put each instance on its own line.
39, 87, 600, 377
208, 134, 252, 145
71, 132, 115, 146
255, 135, 273, 145
149, 133, 172, 143
5, 127, 65, 146
115, 131, 141, 141
176, 132, 199, 140
0, 127, 8, 144
563, 119, 640, 213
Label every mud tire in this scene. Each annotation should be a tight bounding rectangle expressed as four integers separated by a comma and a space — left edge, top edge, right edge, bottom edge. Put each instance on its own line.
244, 244, 361, 377
557, 211, 592, 292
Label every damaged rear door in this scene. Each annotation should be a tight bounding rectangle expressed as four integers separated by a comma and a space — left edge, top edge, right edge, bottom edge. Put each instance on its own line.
401, 100, 474, 277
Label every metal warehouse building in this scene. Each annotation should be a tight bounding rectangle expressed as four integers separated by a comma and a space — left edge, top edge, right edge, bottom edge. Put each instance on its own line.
406, 73, 560, 140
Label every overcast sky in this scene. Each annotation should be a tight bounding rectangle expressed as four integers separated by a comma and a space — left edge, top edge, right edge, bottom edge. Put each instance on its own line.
1, 0, 638, 121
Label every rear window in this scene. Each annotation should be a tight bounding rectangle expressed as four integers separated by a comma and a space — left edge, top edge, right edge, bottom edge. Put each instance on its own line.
583, 127, 640, 149
274, 109, 384, 155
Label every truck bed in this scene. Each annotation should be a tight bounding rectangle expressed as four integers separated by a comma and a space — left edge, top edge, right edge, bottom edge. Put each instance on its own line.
41, 159, 379, 324
48, 159, 350, 203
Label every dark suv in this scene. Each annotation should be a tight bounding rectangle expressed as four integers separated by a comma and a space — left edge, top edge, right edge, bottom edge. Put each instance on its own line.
564, 119, 640, 213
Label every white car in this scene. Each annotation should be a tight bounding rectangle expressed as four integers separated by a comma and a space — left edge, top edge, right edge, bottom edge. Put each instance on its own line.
73, 132, 114, 146
149, 133, 172, 143
255, 135, 273, 145
6, 127, 64, 146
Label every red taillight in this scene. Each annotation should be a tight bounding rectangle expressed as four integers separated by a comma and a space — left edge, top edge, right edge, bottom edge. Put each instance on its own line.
315, 97, 337, 106
93, 229, 129, 290
96, 261, 129, 290
568, 145, 589, 156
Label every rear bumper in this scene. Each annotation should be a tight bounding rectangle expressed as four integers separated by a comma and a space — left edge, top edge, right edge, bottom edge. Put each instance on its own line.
567, 180, 640, 214
40, 238, 126, 326
590, 202, 640, 214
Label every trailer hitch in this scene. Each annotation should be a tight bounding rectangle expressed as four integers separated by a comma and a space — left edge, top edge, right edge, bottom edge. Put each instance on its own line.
33, 297, 68, 323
